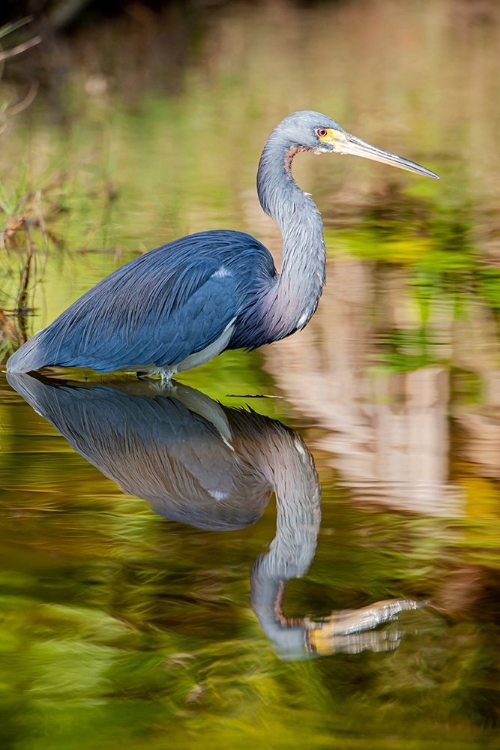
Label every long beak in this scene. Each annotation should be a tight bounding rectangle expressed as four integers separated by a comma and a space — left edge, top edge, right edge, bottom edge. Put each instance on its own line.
338, 132, 439, 179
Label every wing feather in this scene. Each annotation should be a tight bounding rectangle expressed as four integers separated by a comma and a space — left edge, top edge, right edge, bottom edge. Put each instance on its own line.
8, 230, 274, 373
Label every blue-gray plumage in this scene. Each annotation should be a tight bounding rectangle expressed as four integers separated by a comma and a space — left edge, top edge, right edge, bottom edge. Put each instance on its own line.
7, 110, 438, 382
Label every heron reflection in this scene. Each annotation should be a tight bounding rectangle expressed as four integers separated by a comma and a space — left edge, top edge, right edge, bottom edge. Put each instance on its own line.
8, 373, 423, 660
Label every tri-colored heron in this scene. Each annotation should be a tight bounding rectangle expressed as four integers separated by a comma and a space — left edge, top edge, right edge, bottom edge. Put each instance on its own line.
7, 111, 438, 383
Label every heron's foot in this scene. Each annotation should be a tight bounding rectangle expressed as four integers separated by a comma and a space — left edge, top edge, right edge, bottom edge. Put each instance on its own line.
160, 368, 176, 388
135, 368, 177, 388
305, 597, 428, 656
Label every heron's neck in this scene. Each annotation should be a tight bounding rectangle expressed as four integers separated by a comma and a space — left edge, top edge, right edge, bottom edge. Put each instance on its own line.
255, 427, 321, 580
250, 426, 321, 658
257, 138, 326, 339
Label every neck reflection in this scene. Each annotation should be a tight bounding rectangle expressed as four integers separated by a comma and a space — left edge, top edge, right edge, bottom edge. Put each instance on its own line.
8, 373, 423, 660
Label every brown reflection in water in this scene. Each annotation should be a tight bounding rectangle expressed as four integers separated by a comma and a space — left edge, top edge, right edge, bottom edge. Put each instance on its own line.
435, 565, 500, 623
263, 255, 500, 518
459, 409, 500, 481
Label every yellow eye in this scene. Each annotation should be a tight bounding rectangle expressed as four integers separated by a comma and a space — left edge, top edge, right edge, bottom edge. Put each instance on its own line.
316, 128, 328, 138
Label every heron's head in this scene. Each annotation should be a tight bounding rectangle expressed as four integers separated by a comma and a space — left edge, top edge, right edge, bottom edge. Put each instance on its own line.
277, 110, 439, 179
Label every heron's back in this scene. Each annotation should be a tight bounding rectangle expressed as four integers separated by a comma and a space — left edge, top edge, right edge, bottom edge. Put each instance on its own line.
7, 230, 277, 374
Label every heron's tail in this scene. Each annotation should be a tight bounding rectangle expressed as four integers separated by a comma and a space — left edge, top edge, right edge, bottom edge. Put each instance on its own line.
6, 330, 49, 373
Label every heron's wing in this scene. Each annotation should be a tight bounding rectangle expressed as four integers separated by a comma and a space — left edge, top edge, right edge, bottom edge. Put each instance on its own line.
78, 259, 240, 370
10, 232, 261, 372
59, 257, 240, 370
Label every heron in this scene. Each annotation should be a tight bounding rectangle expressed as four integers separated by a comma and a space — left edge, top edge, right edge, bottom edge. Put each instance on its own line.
7, 111, 438, 383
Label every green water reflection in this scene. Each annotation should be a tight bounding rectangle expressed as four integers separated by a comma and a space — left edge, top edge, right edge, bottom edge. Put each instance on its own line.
1, 368, 500, 749
2, 0, 500, 747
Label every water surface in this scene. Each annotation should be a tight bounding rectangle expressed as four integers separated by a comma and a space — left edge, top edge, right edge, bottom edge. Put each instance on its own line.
1, 1, 500, 747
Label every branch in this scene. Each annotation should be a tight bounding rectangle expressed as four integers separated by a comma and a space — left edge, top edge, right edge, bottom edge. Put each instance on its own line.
0, 35, 42, 62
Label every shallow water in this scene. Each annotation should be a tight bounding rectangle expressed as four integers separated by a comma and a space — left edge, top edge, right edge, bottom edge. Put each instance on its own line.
2, 366, 500, 750
2, 0, 500, 747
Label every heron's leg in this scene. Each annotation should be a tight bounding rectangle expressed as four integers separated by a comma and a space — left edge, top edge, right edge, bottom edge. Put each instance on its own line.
136, 368, 175, 386
160, 368, 175, 388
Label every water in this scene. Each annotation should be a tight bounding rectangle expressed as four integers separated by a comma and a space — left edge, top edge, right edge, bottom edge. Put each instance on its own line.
1, 0, 500, 747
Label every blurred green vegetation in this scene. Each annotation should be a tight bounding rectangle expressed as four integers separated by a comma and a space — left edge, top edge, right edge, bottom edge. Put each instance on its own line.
1, 0, 500, 371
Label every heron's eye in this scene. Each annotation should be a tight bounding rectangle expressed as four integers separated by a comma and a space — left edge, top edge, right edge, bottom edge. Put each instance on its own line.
316, 128, 328, 138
